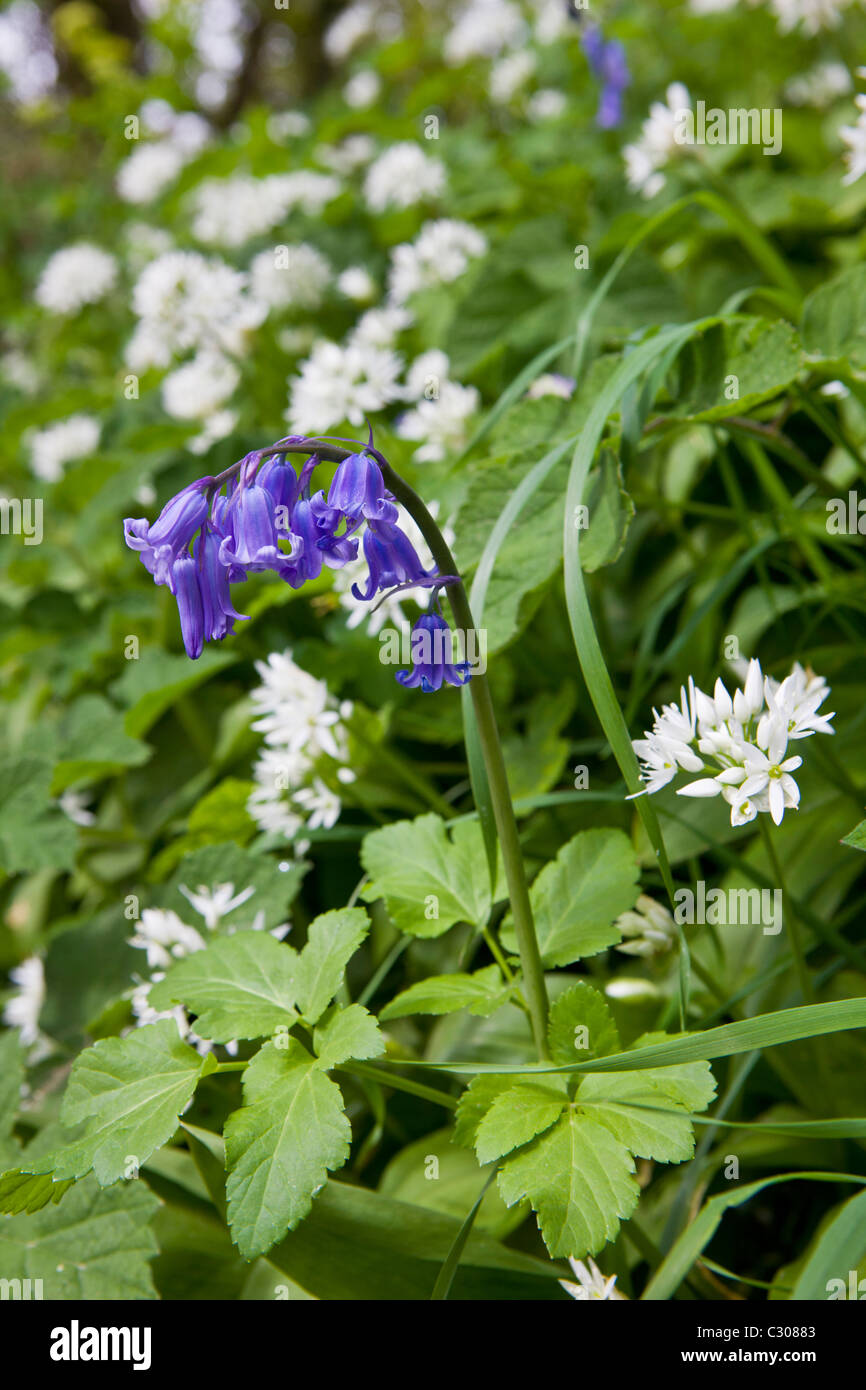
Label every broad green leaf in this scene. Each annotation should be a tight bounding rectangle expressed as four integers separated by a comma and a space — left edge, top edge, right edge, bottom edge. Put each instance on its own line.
502, 828, 638, 967
0, 1030, 23, 1170
51, 694, 151, 792
110, 647, 236, 738
670, 316, 802, 422
378, 1128, 520, 1239
161, 842, 305, 931
474, 1079, 568, 1165
0, 1170, 76, 1215
497, 1110, 639, 1259
293, 907, 370, 1023
0, 1173, 159, 1300
547, 981, 621, 1066
801, 264, 866, 368
361, 814, 504, 939
224, 1040, 351, 1259
0, 755, 78, 873
380, 965, 513, 1021
454, 1075, 518, 1150
577, 1066, 714, 1164
841, 820, 866, 853
580, 451, 635, 573
10, 1021, 207, 1187
149, 932, 299, 1042
314, 1004, 384, 1069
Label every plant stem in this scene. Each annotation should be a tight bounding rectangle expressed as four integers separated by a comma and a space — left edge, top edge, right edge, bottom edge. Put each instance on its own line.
758, 818, 813, 1003
249, 436, 552, 1058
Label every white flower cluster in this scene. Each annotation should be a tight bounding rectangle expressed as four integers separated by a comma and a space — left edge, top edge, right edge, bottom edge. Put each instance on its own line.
444, 0, 527, 64
784, 61, 852, 107
130, 881, 285, 1054
560, 1256, 625, 1301
363, 142, 446, 213
631, 660, 835, 827
116, 104, 210, 207
126, 250, 264, 372
623, 83, 691, 199
395, 349, 480, 462
323, 0, 403, 62
615, 895, 677, 958
34, 242, 118, 315
190, 171, 341, 248
387, 219, 487, 305
249, 243, 332, 313
27, 414, 100, 482
768, 0, 854, 32
247, 651, 356, 849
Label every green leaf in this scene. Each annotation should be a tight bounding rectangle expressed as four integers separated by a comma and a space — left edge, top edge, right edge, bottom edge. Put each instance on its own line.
293, 907, 370, 1024
0, 1030, 23, 1170
0, 754, 78, 873
110, 647, 236, 738
454, 1075, 518, 1150
380, 965, 513, 1021
790, 1189, 866, 1299
502, 829, 638, 967
581, 451, 635, 573
497, 1110, 639, 1259
314, 1004, 384, 1068
149, 932, 299, 1042
801, 264, 866, 368
361, 814, 503, 939
547, 981, 621, 1065
11, 1021, 206, 1187
161, 842, 305, 931
474, 1079, 568, 1165
841, 820, 866, 853
0, 1173, 159, 1300
51, 694, 151, 792
378, 1128, 520, 1239
577, 1049, 716, 1164
670, 316, 802, 422
224, 1040, 351, 1259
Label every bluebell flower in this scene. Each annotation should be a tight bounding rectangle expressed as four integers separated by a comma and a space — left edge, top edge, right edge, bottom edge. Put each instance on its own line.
218, 484, 296, 575
351, 518, 438, 602
582, 26, 630, 130
396, 613, 472, 693
124, 480, 211, 586
194, 527, 249, 645
170, 554, 206, 660
327, 451, 398, 524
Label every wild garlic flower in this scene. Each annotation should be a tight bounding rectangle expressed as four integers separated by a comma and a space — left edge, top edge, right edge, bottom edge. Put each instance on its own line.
34, 243, 117, 314
560, 1256, 625, 1301
615, 895, 677, 957
630, 660, 834, 827
623, 83, 691, 199
2, 956, 45, 1047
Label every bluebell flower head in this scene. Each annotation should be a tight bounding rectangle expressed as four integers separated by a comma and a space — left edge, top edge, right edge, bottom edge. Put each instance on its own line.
582, 26, 630, 130
351, 518, 438, 602
327, 451, 398, 524
124, 480, 211, 586
397, 612, 472, 693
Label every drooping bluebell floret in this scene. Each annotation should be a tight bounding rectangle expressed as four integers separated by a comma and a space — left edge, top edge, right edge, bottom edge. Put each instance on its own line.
218, 484, 297, 576
124, 480, 211, 586
582, 26, 630, 130
351, 518, 438, 602
327, 451, 398, 524
194, 527, 249, 643
397, 612, 472, 693
170, 554, 206, 660
291, 493, 359, 582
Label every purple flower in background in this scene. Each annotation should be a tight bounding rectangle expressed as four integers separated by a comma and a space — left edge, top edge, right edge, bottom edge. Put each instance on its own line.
397, 612, 471, 693
582, 26, 630, 130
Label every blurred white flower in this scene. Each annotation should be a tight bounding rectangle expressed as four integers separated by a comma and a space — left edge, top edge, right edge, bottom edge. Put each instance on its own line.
267, 110, 311, 142
130, 909, 207, 973
349, 303, 412, 350
395, 379, 480, 462
526, 88, 567, 122
527, 372, 575, 399
0, 1, 57, 104
59, 789, 96, 827
249, 243, 332, 312
127, 250, 265, 370
191, 172, 341, 248
784, 60, 852, 107
615, 895, 677, 957
324, 0, 402, 60
623, 83, 692, 198
337, 266, 377, 302
387, 219, 487, 304
840, 95, 866, 185
161, 351, 240, 421
343, 69, 382, 109
28, 415, 100, 482
116, 141, 187, 204
3, 956, 45, 1046
1, 350, 39, 394
178, 881, 256, 931
316, 133, 377, 174
35, 243, 117, 314
769, 0, 853, 32
287, 337, 403, 433
363, 142, 446, 212
489, 49, 535, 104
444, 0, 526, 64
